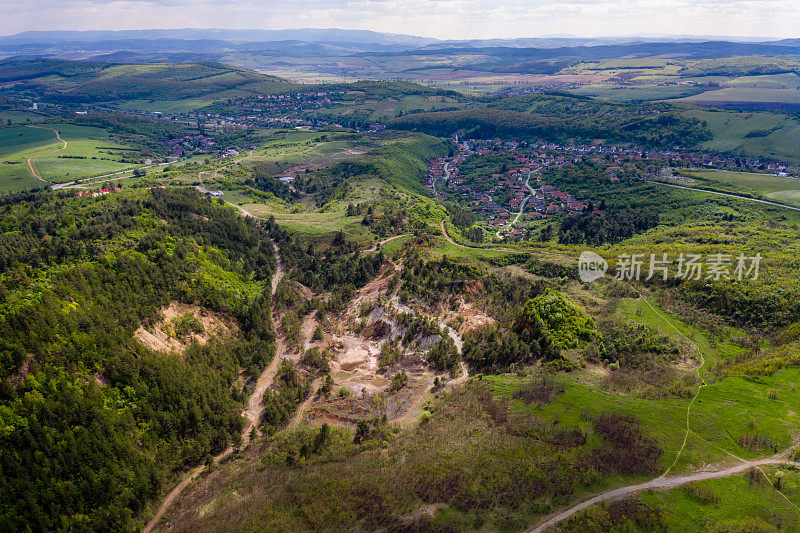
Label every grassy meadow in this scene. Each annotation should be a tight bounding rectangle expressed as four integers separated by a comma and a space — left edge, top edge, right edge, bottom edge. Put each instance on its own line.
0, 124, 146, 190
681, 169, 800, 208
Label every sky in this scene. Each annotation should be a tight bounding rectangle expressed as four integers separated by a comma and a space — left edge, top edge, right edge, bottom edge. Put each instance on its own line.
3, 0, 800, 40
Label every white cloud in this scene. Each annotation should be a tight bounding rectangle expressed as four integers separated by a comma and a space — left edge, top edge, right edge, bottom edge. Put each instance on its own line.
2, 0, 798, 39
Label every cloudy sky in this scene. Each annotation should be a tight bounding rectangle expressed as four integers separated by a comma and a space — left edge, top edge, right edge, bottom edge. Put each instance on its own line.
3, 0, 798, 39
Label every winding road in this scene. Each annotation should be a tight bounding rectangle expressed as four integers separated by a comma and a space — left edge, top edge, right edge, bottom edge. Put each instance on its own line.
431, 161, 449, 198
497, 170, 536, 239
646, 180, 800, 213
143, 235, 286, 533
529, 456, 800, 532
25, 125, 68, 184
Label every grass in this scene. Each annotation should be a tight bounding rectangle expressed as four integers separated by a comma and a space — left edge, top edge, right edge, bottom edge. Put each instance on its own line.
682, 108, 800, 164
682, 169, 800, 208
638, 471, 800, 530
31, 140, 142, 183
568, 84, 708, 103
0, 162, 43, 192
616, 297, 800, 466
0, 124, 144, 190
237, 178, 379, 243
487, 372, 690, 478
680, 87, 800, 105
430, 236, 509, 261
0, 126, 60, 157
485, 293, 795, 484
0, 111, 47, 124
617, 297, 746, 372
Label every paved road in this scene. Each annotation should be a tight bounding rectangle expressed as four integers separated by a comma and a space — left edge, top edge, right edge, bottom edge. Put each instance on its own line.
646, 180, 800, 213
497, 171, 537, 239
430, 161, 449, 198
529, 456, 800, 532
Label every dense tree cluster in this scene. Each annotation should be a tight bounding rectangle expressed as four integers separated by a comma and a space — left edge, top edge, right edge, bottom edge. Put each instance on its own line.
0, 188, 279, 530
558, 209, 659, 245
261, 360, 311, 434
270, 224, 383, 313
244, 167, 299, 202
390, 94, 711, 148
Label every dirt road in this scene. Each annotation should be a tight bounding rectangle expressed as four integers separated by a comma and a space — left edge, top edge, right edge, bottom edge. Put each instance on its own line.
143, 239, 285, 533
286, 377, 323, 430
367, 233, 411, 252
25, 125, 67, 184
529, 456, 800, 532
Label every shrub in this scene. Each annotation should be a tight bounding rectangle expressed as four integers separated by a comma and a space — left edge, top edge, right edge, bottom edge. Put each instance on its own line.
684, 482, 720, 505
391, 370, 408, 391
513, 374, 565, 405
172, 311, 204, 339
589, 413, 662, 475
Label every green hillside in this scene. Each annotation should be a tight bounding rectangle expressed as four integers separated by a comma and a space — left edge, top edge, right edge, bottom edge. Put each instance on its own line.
0, 58, 297, 110
0, 188, 278, 530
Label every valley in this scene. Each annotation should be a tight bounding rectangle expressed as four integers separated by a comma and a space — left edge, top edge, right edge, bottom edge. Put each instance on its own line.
2, 32, 800, 533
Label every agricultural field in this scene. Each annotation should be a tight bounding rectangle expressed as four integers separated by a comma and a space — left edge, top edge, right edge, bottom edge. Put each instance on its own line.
682, 108, 800, 164
681, 169, 800, 208
678, 73, 800, 107
0, 110, 48, 124
568, 83, 709, 102
0, 123, 145, 190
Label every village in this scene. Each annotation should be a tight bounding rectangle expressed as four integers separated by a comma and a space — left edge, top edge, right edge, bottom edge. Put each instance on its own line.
425, 136, 799, 239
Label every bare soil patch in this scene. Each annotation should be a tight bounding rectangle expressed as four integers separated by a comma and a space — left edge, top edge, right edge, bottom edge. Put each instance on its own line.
134, 301, 239, 355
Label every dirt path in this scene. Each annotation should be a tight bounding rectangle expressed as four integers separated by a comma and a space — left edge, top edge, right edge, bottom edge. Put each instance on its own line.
529, 294, 798, 532
529, 456, 800, 532
447, 360, 470, 387
635, 295, 708, 476
368, 233, 411, 252
143, 239, 284, 533
286, 377, 323, 430
25, 125, 67, 184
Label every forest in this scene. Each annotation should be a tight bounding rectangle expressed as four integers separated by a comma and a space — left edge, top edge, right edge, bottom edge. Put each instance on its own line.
0, 188, 278, 531
389, 95, 712, 148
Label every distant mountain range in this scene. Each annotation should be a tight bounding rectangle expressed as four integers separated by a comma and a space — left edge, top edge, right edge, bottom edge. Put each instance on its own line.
0, 28, 438, 46
0, 28, 798, 64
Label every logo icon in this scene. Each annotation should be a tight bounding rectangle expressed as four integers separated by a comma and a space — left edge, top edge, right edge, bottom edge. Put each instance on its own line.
578, 251, 607, 283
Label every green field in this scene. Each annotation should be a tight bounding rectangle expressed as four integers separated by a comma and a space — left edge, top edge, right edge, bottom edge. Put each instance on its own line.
683, 169, 800, 207
0, 126, 61, 157
680, 86, 800, 105
682, 108, 800, 164
569, 83, 708, 103
488, 295, 795, 481
0, 124, 145, 190
678, 73, 800, 106
567, 470, 800, 530
639, 471, 800, 531
0, 110, 48, 124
